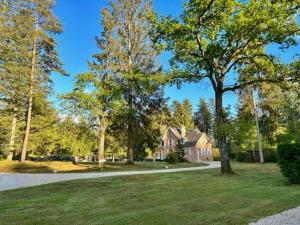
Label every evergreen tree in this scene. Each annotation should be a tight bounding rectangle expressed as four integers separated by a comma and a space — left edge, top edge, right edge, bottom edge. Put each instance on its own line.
171, 99, 194, 129
100, 0, 165, 164
193, 98, 212, 135
0, 1, 35, 160
19, 0, 66, 162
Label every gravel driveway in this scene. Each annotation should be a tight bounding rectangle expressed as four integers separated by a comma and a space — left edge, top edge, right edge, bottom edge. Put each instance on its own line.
0, 161, 220, 191
249, 206, 300, 225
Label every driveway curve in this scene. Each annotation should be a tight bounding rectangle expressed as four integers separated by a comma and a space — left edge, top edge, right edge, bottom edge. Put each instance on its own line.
249, 205, 300, 225
0, 161, 220, 191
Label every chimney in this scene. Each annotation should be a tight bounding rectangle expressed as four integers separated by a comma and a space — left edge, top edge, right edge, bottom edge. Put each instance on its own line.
181, 126, 186, 138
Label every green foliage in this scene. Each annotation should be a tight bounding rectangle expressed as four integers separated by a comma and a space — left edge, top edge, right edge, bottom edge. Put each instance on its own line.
166, 142, 186, 164
165, 150, 179, 164
96, 0, 166, 163
171, 99, 194, 129
236, 148, 277, 163
55, 117, 96, 158
193, 98, 212, 135
153, 0, 299, 172
278, 143, 300, 184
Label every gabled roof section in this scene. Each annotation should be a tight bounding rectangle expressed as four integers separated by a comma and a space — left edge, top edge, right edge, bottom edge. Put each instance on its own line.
184, 130, 202, 147
162, 127, 211, 147
168, 127, 182, 139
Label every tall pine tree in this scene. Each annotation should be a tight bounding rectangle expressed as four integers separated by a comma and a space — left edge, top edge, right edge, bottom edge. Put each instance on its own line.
171, 99, 194, 129
101, 0, 164, 164
19, 0, 66, 162
193, 98, 212, 135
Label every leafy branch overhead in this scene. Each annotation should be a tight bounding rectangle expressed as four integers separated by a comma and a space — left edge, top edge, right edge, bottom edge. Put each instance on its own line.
152, 0, 300, 91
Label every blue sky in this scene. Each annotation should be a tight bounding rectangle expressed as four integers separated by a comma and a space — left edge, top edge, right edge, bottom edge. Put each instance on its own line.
51, 0, 299, 112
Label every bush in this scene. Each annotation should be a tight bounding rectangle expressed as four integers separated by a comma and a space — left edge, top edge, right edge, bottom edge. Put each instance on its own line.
165, 150, 179, 164
212, 148, 221, 161
236, 151, 254, 162
277, 143, 300, 184
263, 147, 278, 162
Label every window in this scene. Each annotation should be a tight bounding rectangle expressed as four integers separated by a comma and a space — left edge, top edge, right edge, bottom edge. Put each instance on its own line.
169, 139, 173, 146
189, 148, 192, 155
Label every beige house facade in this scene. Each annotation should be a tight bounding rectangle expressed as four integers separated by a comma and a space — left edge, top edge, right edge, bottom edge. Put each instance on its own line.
158, 127, 213, 162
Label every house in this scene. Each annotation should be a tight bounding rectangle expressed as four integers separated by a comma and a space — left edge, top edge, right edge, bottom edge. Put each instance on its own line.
158, 126, 213, 161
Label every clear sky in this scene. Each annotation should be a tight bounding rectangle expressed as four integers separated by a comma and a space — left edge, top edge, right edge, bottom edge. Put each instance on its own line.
51, 0, 299, 112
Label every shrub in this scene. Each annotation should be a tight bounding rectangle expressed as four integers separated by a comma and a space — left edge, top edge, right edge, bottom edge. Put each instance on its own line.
263, 147, 278, 162
236, 151, 256, 162
165, 150, 179, 164
165, 143, 187, 164
229, 152, 236, 160
212, 148, 221, 161
277, 143, 300, 184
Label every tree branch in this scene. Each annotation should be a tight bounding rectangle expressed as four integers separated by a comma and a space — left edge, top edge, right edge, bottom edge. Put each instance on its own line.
223, 53, 276, 76
223, 76, 299, 93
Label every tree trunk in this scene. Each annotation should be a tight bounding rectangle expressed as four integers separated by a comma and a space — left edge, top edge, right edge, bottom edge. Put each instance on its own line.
152, 151, 156, 162
252, 91, 264, 163
215, 87, 234, 175
7, 106, 17, 161
98, 115, 107, 169
20, 25, 38, 163
126, 94, 134, 164
127, 123, 134, 164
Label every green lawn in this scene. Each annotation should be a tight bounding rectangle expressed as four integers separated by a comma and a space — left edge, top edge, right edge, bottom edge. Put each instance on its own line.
0, 163, 300, 225
0, 161, 206, 173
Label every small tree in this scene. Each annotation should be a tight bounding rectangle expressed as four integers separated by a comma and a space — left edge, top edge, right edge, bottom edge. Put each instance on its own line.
176, 142, 186, 163
165, 148, 179, 164
166, 142, 186, 164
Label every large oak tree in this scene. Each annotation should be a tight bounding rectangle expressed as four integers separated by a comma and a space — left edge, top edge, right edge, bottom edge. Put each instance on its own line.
153, 0, 300, 174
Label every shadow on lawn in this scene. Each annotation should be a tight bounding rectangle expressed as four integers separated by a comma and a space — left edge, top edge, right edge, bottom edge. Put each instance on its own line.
8, 163, 54, 173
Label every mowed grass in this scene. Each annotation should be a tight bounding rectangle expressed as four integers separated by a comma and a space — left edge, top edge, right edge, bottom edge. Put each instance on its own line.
0, 163, 300, 225
0, 160, 206, 173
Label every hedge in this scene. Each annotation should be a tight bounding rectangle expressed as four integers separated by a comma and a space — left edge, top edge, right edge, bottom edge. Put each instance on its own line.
277, 143, 300, 184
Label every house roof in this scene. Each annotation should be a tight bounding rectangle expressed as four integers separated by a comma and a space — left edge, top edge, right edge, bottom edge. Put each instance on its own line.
164, 127, 205, 147
184, 130, 203, 147
168, 127, 182, 139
